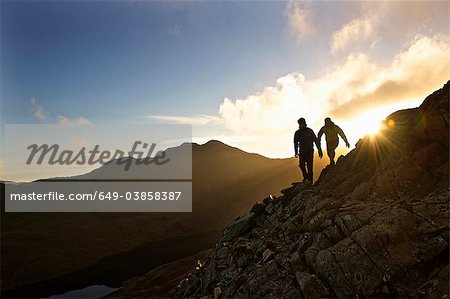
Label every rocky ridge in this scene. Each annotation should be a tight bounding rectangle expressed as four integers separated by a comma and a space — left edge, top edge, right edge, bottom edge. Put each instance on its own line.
168, 81, 449, 298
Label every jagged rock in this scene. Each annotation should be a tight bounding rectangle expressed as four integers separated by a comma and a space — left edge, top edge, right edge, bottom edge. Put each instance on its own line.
262, 195, 275, 205
289, 251, 301, 266
418, 279, 439, 295
265, 203, 274, 214
275, 206, 283, 217
282, 284, 302, 298
304, 209, 338, 232
267, 213, 278, 225
216, 245, 228, 258
297, 233, 311, 253
418, 236, 448, 263
280, 187, 292, 194
418, 81, 450, 147
322, 224, 345, 244
335, 213, 363, 237
349, 181, 372, 202
265, 259, 278, 276
213, 286, 222, 299
250, 202, 265, 216
295, 271, 330, 298
223, 213, 254, 241
310, 232, 333, 250
236, 255, 250, 268
262, 249, 274, 262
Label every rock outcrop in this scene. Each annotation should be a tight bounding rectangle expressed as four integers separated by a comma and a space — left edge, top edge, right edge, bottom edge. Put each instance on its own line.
169, 81, 449, 298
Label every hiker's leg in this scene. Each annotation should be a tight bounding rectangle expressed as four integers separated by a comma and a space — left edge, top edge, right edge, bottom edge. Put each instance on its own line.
327, 141, 338, 165
299, 153, 308, 181
329, 148, 335, 165
306, 151, 314, 181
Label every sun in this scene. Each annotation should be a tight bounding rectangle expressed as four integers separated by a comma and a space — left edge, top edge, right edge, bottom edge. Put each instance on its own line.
349, 112, 384, 139
364, 119, 382, 136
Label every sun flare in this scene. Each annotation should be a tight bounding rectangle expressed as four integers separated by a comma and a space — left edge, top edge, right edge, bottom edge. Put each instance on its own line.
344, 112, 384, 142
363, 119, 382, 136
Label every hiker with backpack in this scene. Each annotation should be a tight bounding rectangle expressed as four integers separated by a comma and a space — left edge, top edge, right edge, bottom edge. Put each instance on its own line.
318, 117, 350, 166
294, 118, 323, 183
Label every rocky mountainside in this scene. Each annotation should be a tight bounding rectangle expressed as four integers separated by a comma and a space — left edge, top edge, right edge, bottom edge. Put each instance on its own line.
169, 81, 449, 298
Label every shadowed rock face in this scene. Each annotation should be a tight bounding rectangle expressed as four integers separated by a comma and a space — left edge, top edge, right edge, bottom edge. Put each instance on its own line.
168, 81, 449, 298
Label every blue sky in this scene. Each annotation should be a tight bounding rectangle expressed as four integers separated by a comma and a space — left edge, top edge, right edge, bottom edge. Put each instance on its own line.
2, 1, 408, 123
2, 1, 310, 122
1, 0, 450, 167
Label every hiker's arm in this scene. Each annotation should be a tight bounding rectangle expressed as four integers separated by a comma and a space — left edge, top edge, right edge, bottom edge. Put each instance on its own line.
337, 126, 350, 147
318, 128, 324, 142
311, 130, 323, 158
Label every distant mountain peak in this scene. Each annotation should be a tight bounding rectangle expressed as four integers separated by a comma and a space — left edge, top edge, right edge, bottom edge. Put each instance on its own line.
204, 139, 227, 146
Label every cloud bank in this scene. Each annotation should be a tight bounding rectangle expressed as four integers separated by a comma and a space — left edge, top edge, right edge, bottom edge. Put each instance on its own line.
218, 34, 450, 142
150, 33, 449, 157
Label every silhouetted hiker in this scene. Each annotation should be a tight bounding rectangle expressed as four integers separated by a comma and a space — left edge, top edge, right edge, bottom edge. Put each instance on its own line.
318, 117, 350, 166
294, 118, 323, 183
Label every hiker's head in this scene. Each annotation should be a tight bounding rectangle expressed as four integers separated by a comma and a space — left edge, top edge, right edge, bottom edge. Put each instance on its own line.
298, 118, 306, 128
324, 117, 333, 126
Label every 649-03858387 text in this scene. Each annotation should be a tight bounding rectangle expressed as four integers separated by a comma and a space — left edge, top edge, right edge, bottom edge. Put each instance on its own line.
9, 191, 183, 201
99, 191, 182, 201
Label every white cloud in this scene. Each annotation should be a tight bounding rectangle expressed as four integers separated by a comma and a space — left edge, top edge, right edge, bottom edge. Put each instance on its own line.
330, 16, 377, 53
148, 114, 222, 125
218, 72, 313, 135
329, 1, 449, 54
329, 34, 450, 118
29, 97, 92, 126
57, 115, 92, 127
285, 1, 315, 42
32, 107, 47, 122
30, 97, 48, 122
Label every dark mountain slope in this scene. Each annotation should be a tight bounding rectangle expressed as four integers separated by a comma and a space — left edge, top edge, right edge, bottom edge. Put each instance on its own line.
169, 81, 449, 298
